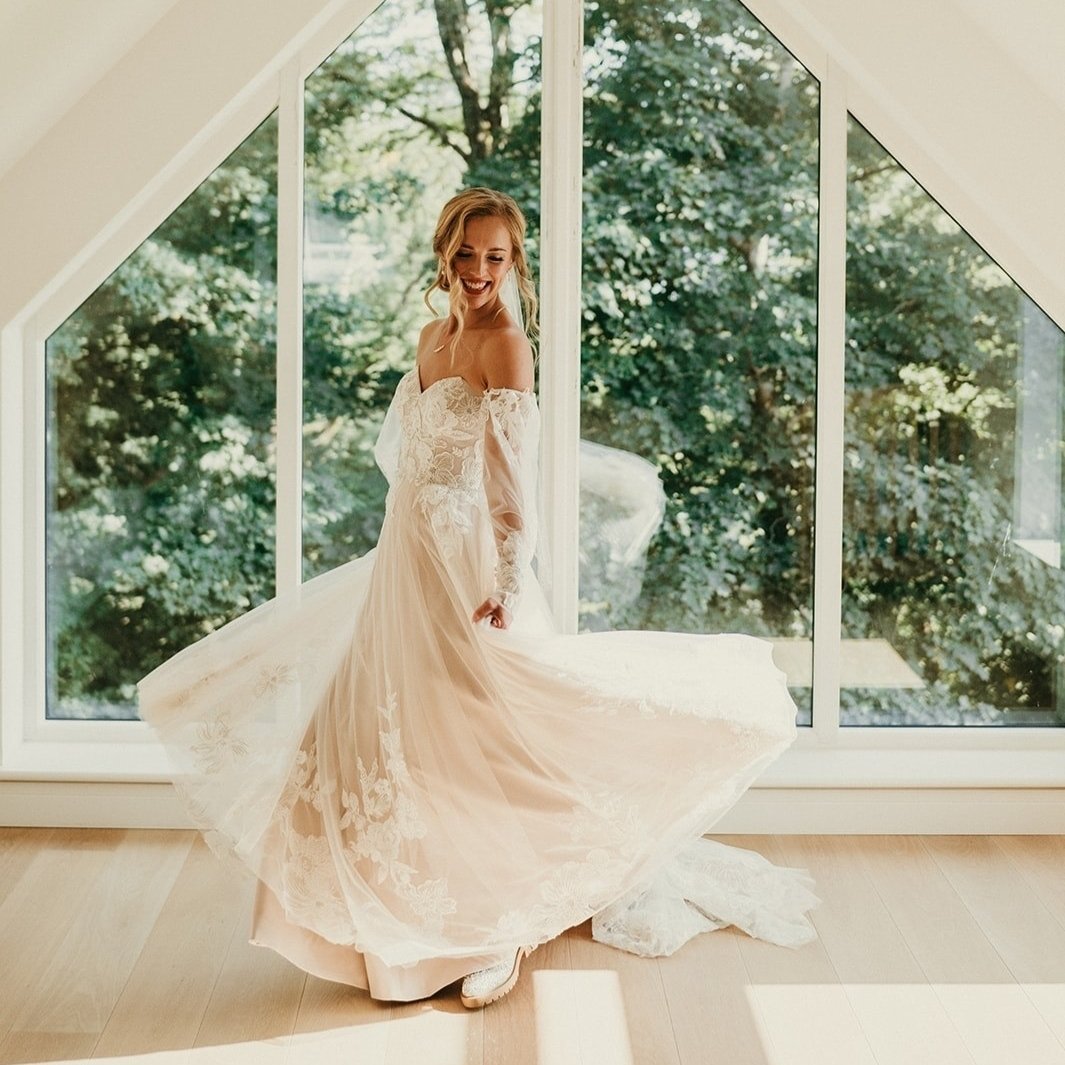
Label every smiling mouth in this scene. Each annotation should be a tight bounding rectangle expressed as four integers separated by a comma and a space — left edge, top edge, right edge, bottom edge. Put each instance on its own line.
461, 279, 491, 295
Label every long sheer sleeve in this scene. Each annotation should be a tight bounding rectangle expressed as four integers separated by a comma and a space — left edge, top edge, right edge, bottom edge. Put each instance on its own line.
372, 378, 404, 486
482, 387, 540, 613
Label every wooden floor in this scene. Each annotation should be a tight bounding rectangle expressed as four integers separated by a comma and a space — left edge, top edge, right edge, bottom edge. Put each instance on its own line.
1, 830, 1064, 1065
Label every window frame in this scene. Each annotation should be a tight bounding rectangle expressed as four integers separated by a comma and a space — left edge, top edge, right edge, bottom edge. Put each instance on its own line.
2, 0, 1063, 789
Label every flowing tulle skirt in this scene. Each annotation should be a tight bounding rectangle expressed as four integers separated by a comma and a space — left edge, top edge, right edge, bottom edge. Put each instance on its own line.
138, 473, 819, 1001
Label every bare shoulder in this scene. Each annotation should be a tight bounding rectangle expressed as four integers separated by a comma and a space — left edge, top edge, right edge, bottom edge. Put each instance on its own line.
417, 317, 445, 352
482, 324, 534, 392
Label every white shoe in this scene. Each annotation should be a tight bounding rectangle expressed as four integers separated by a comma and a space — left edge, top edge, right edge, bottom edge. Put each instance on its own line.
459, 945, 533, 1009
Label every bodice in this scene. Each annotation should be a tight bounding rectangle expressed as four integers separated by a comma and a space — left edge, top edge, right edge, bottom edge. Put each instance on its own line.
394, 370, 489, 502
375, 365, 539, 607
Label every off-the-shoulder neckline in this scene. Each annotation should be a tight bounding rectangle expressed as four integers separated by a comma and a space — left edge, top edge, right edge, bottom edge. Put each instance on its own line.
409, 367, 534, 400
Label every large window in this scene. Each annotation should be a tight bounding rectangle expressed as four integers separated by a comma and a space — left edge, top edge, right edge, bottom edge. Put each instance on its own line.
11, 0, 1065, 785
44, 114, 278, 720
301, 0, 543, 578
842, 119, 1065, 727
580, 0, 820, 725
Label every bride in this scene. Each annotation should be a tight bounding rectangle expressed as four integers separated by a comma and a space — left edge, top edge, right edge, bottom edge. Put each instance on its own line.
137, 186, 819, 1010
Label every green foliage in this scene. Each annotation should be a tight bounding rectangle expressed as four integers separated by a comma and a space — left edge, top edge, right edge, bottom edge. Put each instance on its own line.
842, 120, 1065, 723
575, 0, 819, 643
47, 113, 279, 717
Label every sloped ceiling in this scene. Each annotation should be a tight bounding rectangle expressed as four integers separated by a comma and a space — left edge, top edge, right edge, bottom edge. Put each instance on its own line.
959, 0, 1065, 113
766, 0, 1064, 325
0, 0, 1061, 328
1, 0, 1060, 182
0, 0, 181, 180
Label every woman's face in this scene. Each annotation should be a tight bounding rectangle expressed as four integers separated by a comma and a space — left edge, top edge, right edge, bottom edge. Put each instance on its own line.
452, 215, 513, 310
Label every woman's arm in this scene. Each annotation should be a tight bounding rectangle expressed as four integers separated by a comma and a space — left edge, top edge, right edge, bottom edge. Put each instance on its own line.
475, 331, 536, 627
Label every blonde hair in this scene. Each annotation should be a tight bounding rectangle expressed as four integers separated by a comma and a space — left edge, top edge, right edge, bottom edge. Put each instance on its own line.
423, 187, 539, 365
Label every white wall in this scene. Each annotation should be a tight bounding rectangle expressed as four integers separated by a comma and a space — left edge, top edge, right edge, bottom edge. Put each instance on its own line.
0, 0, 359, 331
0, 0, 182, 179
749, 0, 1065, 327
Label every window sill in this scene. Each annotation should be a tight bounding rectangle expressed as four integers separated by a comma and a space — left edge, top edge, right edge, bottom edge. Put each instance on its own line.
2, 730, 1063, 787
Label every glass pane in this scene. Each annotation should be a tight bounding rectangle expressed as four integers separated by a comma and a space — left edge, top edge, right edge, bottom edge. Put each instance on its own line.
580, 0, 820, 725
45, 113, 278, 720
843, 117, 1065, 726
302, 0, 543, 578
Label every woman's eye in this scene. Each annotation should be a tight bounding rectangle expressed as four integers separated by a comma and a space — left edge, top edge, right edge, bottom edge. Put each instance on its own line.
454, 253, 506, 263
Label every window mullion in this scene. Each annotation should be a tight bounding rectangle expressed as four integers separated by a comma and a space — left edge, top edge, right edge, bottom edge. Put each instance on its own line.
811, 58, 847, 741
276, 58, 306, 594
539, 0, 584, 634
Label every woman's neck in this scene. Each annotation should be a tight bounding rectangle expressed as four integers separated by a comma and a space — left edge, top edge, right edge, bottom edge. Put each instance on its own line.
456, 298, 506, 330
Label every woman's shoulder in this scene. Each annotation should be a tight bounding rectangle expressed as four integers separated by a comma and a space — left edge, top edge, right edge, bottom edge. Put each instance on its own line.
482, 323, 533, 392
417, 317, 446, 349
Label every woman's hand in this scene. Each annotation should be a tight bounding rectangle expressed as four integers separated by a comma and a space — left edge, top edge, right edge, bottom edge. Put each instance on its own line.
473, 596, 512, 630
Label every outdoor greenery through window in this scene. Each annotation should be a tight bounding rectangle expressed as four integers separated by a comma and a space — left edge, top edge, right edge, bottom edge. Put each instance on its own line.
36, 1, 1065, 734
579, 0, 819, 726
842, 118, 1065, 726
301, 0, 543, 578
45, 112, 278, 720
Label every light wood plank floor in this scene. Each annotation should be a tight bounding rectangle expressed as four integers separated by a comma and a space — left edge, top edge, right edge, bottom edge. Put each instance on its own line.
1, 829, 1063, 1065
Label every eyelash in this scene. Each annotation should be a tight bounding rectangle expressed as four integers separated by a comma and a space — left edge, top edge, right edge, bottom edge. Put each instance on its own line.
456, 253, 505, 262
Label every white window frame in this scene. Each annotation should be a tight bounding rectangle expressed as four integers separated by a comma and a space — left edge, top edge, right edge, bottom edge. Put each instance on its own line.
1, 0, 1063, 801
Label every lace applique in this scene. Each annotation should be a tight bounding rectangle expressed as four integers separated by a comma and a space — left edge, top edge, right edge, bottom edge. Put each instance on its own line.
591, 836, 821, 957
495, 849, 631, 941
399, 375, 485, 496
281, 829, 352, 934
191, 710, 250, 773
254, 663, 299, 696
492, 787, 645, 943
418, 483, 475, 550
338, 686, 457, 930
270, 684, 457, 938
386, 370, 539, 614
564, 788, 646, 855
277, 740, 336, 813
255, 741, 352, 941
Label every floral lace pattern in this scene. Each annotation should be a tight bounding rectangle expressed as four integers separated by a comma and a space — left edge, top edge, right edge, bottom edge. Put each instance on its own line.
191, 711, 250, 774
268, 681, 458, 943
338, 686, 457, 931
394, 370, 536, 610
481, 387, 537, 612
397, 374, 485, 497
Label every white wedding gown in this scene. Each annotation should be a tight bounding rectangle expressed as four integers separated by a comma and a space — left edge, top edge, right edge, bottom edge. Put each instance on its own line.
137, 365, 820, 1001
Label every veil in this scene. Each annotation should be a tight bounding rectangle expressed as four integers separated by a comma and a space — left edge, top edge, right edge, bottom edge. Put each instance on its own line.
500, 268, 524, 332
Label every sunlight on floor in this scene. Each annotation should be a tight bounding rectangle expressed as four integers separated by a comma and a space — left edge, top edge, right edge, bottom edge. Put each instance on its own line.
747, 981, 1065, 1065
23, 1051, 195, 1065
746, 983, 876, 1065
533, 969, 633, 1065
23, 1016, 397, 1065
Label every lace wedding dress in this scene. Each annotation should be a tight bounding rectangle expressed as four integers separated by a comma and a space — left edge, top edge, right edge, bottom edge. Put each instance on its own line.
138, 365, 820, 1001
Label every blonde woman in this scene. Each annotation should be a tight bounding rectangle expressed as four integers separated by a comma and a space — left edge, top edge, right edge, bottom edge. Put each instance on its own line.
138, 187, 819, 1011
